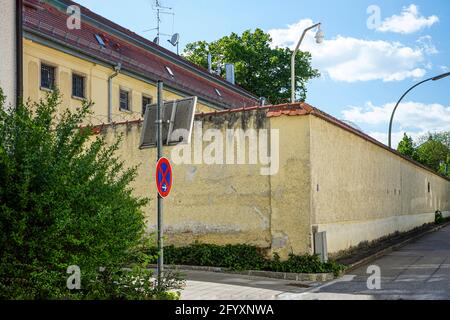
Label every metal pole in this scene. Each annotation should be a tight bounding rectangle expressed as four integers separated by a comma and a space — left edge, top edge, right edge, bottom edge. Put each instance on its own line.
291, 23, 320, 103
388, 79, 431, 148
156, 81, 164, 287
388, 72, 450, 148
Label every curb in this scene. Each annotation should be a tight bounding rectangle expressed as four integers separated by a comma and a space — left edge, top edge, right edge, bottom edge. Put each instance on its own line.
151, 264, 335, 282
343, 221, 450, 273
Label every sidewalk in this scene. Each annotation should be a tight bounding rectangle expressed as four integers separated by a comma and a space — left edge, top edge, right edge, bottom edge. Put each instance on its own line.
180, 270, 314, 300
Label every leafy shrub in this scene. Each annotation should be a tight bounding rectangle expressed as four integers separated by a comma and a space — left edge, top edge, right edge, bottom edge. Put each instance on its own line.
149, 243, 266, 271
0, 89, 183, 299
148, 243, 345, 276
435, 210, 444, 224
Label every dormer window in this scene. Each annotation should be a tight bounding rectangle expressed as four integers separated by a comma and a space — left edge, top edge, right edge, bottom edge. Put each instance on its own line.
165, 66, 174, 77
94, 34, 106, 47
214, 88, 222, 97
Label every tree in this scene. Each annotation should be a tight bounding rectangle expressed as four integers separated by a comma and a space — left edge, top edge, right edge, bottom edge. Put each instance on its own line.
0, 89, 183, 299
417, 137, 449, 174
417, 132, 450, 149
183, 29, 319, 104
397, 133, 418, 161
397, 132, 449, 177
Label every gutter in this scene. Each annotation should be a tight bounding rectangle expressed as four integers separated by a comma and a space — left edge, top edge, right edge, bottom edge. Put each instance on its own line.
47, 0, 258, 101
107, 63, 121, 123
23, 29, 231, 111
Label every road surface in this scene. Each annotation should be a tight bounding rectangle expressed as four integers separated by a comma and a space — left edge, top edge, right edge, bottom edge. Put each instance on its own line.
180, 224, 450, 300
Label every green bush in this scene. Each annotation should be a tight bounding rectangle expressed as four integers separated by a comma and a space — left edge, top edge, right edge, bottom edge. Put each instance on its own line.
149, 243, 266, 271
148, 243, 345, 276
435, 210, 444, 224
0, 89, 183, 299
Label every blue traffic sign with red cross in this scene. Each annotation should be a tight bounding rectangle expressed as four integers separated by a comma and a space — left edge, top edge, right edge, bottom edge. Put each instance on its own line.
156, 157, 172, 198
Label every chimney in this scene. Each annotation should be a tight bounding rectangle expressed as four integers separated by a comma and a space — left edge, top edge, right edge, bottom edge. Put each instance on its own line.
207, 53, 212, 73
225, 63, 235, 85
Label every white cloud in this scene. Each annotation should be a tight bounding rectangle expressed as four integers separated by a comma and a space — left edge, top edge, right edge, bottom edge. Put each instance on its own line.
367, 130, 426, 148
417, 35, 438, 55
268, 19, 429, 83
342, 101, 450, 147
377, 4, 439, 34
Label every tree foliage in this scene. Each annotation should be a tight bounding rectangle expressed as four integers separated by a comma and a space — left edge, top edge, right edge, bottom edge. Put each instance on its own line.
397, 132, 449, 177
397, 133, 418, 161
183, 28, 319, 104
0, 89, 183, 299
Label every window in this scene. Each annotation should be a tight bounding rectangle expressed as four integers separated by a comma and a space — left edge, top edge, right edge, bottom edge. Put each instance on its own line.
428, 182, 431, 193
165, 66, 174, 77
41, 64, 55, 90
120, 89, 130, 111
72, 74, 85, 99
94, 34, 106, 47
142, 95, 152, 116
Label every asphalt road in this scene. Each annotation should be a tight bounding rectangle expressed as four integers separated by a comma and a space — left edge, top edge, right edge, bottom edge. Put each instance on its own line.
289, 223, 450, 300
181, 224, 450, 300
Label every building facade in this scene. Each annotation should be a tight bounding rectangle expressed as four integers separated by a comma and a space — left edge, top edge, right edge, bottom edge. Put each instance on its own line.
21, 0, 258, 123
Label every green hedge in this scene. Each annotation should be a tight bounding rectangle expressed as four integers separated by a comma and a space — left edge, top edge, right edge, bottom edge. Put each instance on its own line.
149, 243, 345, 276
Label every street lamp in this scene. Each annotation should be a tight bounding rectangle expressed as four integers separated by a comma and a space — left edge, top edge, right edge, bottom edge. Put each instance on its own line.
291, 23, 324, 103
388, 72, 450, 148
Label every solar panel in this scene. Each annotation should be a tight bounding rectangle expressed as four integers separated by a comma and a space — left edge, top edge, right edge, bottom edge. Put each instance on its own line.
139, 96, 197, 149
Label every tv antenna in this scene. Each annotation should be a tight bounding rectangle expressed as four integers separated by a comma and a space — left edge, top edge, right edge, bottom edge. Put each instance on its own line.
143, 0, 177, 49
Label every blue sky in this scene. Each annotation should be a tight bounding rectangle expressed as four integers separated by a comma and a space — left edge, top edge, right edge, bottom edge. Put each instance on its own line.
76, 0, 449, 147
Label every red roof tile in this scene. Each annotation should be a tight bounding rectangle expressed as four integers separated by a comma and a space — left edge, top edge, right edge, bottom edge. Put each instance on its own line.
22, 0, 258, 109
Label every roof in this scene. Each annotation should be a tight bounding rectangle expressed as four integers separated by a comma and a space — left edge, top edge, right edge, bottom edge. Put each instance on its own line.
22, 0, 259, 109
82, 102, 449, 181
197, 103, 450, 182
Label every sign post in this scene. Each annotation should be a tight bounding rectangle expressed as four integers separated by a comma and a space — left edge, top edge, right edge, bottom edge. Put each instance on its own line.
156, 80, 164, 287
139, 82, 197, 289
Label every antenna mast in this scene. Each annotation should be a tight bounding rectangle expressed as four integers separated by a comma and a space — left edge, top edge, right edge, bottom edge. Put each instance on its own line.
152, 0, 174, 45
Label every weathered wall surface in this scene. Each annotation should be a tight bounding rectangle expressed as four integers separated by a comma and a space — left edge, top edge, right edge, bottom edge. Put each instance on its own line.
269, 116, 312, 257
90, 110, 449, 258
309, 115, 450, 254
0, 0, 16, 107
101, 111, 274, 250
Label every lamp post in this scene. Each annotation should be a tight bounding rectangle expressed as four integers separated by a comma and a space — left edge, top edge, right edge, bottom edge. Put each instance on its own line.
388, 72, 450, 148
291, 23, 324, 103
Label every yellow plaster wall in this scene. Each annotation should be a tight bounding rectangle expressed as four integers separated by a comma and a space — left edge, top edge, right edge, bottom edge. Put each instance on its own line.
309, 115, 450, 254
268, 116, 313, 257
100, 113, 274, 251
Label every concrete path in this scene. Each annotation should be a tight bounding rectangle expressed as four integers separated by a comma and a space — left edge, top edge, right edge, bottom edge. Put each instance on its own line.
180, 224, 450, 300
180, 270, 314, 300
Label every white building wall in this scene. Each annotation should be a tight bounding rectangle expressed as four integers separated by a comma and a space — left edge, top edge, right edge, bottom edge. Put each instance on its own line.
0, 0, 17, 107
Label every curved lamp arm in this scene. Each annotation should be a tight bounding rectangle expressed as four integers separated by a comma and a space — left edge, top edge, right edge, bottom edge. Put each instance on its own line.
291, 23, 321, 103
388, 72, 450, 148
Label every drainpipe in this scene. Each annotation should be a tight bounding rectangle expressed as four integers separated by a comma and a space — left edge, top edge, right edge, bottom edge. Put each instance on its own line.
108, 63, 121, 123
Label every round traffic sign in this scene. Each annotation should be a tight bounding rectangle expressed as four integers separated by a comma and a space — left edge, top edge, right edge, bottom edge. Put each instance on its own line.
156, 157, 173, 198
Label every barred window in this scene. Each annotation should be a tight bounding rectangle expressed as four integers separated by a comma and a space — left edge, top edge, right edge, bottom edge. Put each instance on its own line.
72, 74, 85, 98
41, 64, 55, 90
142, 96, 152, 116
120, 89, 130, 111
